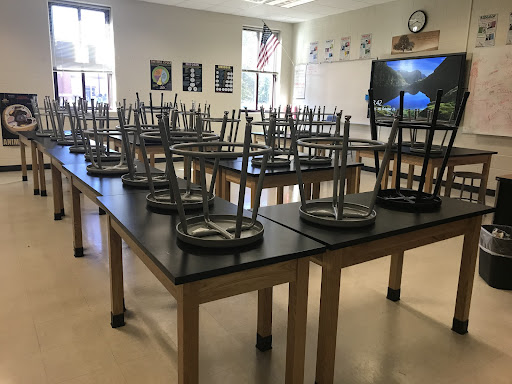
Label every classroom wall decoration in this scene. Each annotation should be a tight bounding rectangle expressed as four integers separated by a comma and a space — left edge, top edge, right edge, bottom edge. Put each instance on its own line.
464, 46, 512, 137
183, 62, 202, 92
339, 37, 351, 61
215, 65, 234, 93
150, 60, 172, 91
309, 42, 319, 63
293, 64, 307, 99
324, 39, 335, 62
391, 30, 440, 55
507, 13, 512, 45
360, 34, 372, 59
476, 14, 497, 47
1, 93, 37, 146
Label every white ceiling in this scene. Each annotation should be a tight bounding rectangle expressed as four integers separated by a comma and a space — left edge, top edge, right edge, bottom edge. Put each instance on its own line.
138, 0, 395, 23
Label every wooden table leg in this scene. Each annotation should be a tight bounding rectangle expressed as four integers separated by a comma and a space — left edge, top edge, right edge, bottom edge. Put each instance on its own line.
407, 165, 414, 189
354, 151, 361, 193
31, 143, 40, 195
177, 284, 199, 384
20, 142, 28, 181
51, 163, 64, 220
424, 163, 434, 194
391, 156, 399, 189
223, 174, 231, 203
452, 216, 482, 335
37, 149, 47, 196
150, 154, 155, 167
478, 157, 491, 205
277, 186, 284, 204
345, 167, 357, 194
215, 168, 223, 198
250, 182, 257, 209
444, 166, 454, 197
71, 182, 84, 257
312, 183, 321, 200
285, 258, 309, 384
256, 287, 273, 351
381, 162, 390, 190
387, 251, 404, 302
108, 216, 125, 328
193, 160, 200, 184
315, 253, 342, 384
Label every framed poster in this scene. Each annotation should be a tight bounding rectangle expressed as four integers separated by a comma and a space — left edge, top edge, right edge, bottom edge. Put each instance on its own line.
215, 65, 234, 93
150, 60, 172, 91
391, 30, 440, 55
476, 14, 497, 47
324, 39, 335, 62
340, 36, 351, 61
293, 64, 306, 99
1, 93, 37, 146
309, 41, 319, 64
360, 34, 372, 59
183, 62, 202, 92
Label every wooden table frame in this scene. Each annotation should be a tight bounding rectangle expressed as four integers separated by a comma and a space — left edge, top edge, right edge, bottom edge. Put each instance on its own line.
193, 161, 359, 208
18, 134, 42, 195
356, 149, 493, 204
306, 215, 482, 383
107, 215, 310, 384
110, 136, 160, 167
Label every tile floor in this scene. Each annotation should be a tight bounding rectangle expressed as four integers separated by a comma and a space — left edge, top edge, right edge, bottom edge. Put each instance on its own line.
0, 167, 511, 384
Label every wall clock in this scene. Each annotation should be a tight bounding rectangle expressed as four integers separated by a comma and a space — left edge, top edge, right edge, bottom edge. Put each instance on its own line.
408, 10, 427, 33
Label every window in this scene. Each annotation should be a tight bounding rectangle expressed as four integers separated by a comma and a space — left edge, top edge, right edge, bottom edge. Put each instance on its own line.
49, 1, 114, 105
241, 28, 281, 111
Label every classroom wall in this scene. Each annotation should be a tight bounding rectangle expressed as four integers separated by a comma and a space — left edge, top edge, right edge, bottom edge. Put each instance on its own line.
0, 0, 293, 166
291, 0, 512, 189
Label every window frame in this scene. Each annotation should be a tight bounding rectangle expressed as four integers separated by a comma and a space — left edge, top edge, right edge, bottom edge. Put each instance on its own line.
241, 27, 280, 111
48, 1, 113, 105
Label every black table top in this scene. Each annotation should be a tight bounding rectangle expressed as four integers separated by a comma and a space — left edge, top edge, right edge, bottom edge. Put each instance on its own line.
96, 194, 325, 284
218, 157, 362, 176
257, 193, 494, 251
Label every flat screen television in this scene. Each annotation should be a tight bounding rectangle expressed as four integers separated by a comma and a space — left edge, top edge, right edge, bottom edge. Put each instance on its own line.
370, 53, 467, 121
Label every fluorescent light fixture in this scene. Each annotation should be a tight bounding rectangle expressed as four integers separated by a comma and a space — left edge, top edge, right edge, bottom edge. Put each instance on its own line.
244, 0, 315, 7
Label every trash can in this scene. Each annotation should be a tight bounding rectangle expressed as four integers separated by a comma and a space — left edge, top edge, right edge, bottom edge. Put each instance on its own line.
479, 225, 512, 290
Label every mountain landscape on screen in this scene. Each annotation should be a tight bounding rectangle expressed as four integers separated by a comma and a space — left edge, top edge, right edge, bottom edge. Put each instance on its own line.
371, 55, 464, 120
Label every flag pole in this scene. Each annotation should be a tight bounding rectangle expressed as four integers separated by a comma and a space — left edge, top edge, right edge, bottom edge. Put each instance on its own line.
262, 20, 295, 67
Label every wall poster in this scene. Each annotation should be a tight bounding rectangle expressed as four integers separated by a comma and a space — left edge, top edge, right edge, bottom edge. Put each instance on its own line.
309, 41, 319, 63
476, 14, 497, 47
1, 93, 37, 146
507, 13, 512, 45
150, 60, 172, 91
293, 64, 306, 99
339, 36, 351, 61
360, 34, 372, 59
324, 39, 335, 62
182, 62, 202, 92
391, 30, 440, 55
215, 65, 234, 93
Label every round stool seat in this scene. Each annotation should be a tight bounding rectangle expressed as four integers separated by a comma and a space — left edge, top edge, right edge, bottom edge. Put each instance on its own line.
453, 171, 484, 179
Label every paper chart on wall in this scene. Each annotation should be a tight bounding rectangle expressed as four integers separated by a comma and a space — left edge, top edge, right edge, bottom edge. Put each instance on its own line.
309, 42, 319, 64
360, 34, 372, 59
293, 64, 306, 99
507, 13, 512, 45
339, 36, 351, 61
476, 14, 497, 48
215, 65, 233, 93
182, 62, 202, 92
324, 39, 335, 62
150, 60, 172, 91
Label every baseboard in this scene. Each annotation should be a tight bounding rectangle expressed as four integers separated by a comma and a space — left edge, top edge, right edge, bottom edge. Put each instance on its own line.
0, 164, 51, 172
361, 165, 496, 197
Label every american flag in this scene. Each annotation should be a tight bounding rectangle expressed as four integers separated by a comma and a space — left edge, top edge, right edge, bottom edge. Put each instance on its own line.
257, 23, 280, 71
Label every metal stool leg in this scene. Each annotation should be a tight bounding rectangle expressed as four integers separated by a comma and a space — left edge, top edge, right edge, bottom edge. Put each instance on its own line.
459, 177, 465, 199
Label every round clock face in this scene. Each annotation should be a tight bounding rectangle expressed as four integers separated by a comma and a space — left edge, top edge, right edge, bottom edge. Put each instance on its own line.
409, 10, 427, 33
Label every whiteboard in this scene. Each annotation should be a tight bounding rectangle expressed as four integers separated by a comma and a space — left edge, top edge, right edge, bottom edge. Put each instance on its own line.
292, 60, 373, 125
464, 46, 512, 137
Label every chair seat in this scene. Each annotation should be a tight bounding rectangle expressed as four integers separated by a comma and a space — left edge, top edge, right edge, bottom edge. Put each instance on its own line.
453, 171, 484, 179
